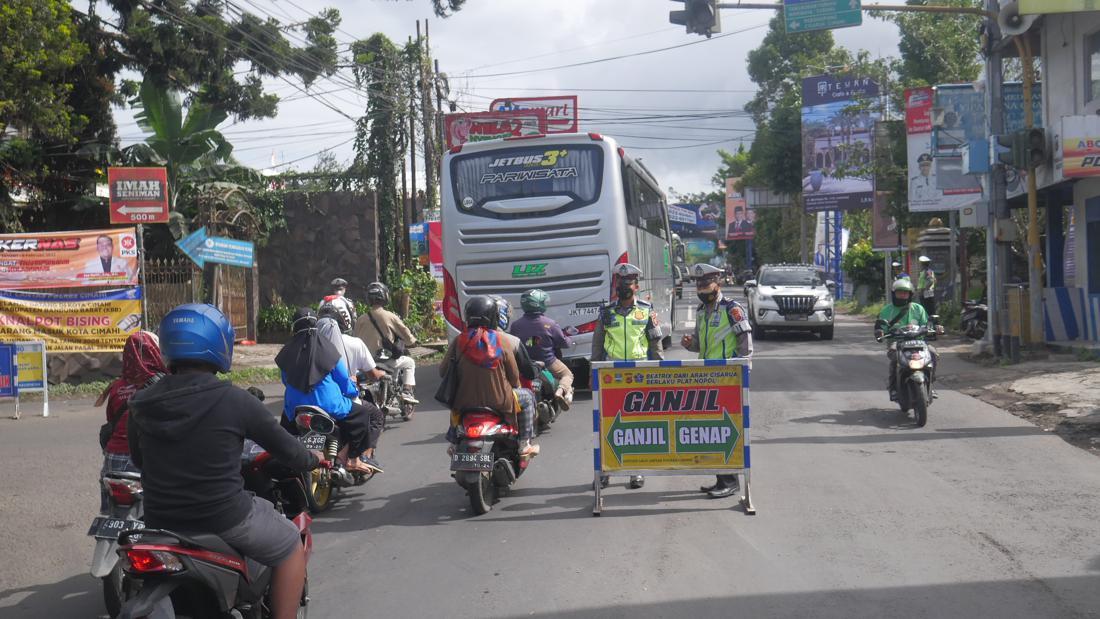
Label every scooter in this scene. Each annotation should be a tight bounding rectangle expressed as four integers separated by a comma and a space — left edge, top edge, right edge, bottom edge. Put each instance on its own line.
115, 441, 322, 619
528, 361, 562, 434
292, 405, 371, 513
361, 356, 415, 425
961, 299, 988, 339
879, 324, 937, 427
88, 471, 145, 618
450, 407, 531, 515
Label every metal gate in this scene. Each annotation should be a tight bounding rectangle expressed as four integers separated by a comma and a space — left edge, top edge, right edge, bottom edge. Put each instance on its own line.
214, 265, 249, 337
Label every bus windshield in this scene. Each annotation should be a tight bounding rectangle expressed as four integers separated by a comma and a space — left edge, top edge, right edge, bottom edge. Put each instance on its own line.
449, 144, 603, 217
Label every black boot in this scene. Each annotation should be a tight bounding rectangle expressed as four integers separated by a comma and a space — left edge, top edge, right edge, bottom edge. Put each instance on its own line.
707, 475, 740, 498
628, 475, 645, 489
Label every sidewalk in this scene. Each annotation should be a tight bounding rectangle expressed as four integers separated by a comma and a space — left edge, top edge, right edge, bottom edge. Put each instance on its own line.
840, 306, 1100, 456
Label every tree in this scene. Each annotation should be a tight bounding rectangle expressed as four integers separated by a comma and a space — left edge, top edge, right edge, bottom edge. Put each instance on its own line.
872, 0, 982, 88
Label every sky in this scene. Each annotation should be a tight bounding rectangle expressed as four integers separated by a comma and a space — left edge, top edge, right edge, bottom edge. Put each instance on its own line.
113, 0, 901, 197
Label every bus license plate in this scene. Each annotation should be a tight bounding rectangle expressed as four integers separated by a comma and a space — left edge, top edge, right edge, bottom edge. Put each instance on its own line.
299, 433, 326, 450
450, 452, 493, 471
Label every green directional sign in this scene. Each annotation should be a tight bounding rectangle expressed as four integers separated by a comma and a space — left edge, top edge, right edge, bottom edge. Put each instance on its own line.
605, 413, 670, 464
674, 411, 739, 463
784, 0, 862, 34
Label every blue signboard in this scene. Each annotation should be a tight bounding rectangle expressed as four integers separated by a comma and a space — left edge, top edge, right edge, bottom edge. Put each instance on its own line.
0, 344, 17, 398
1003, 82, 1043, 132
785, 0, 862, 34
669, 203, 720, 238
175, 226, 255, 269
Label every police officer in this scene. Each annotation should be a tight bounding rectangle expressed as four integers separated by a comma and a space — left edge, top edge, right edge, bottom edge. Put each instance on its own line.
916, 255, 937, 317
680, 263, 753, 499
592, 262, 663, 490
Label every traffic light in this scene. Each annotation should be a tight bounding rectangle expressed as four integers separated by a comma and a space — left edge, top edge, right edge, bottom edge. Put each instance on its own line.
994, 132, 1029, 169
1025, 127, 1046, 169
669, 0, 719, 37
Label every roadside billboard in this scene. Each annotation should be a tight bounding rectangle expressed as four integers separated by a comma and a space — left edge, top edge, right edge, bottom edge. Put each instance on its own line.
444, 109, 548, 148
801, 75, 879, 212
108, 167, 170, 224
0, 288, 143, 352
669, 203, 721, 238
1020, 0, 1100, 13
1058, 115, 1100, 179
489, 96, 578, 134
682, 238, 717, 264
0, 228, 139, 290
907, 87, 981, 211
872, 192, 904, 251
725, 177, 755, 240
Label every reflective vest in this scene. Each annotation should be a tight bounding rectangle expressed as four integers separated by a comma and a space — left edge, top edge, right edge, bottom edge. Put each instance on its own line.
602, 303, 652, 360
700, 300, 743, 360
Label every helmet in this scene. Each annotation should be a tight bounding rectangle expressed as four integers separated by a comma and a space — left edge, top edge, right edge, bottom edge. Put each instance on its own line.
611, 263, 643, 280
318, 298, 352, 332
891, 278, 914, 308
159, 303, 234, 373
330, 277, 348, 290
520, 289, 549, 314
691, 263, 723, 282
366, 282, 390, 306
893, 279, 914, 293
464, 296, 498, 329
292, 307, 317, 332
489, 295, 511, 330
918, 255, 931, 264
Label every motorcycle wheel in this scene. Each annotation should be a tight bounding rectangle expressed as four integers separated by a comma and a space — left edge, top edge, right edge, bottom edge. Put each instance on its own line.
304, 469, 332, 513
102, 565, 124, 618
911, 382, 928, 427
468, 472, 494, 515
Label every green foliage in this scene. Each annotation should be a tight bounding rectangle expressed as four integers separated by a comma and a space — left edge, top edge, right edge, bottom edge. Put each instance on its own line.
870, 1, 982, 88
259, 304, 296, 334
842, 239, 885, 298
399, 266, 444, 341
937, 299, 962, 331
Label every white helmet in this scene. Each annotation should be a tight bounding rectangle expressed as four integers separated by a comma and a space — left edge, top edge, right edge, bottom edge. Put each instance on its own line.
918, 255, 931, 264
692, 263, 723, 280
611, 263, 643, 279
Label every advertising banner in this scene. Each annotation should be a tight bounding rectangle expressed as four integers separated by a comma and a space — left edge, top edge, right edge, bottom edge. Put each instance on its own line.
682, 238, 717, 264
725, 177, 755, 240
801, 75, 879, 212
906, 87, 981, 212
872, 192, 903, 251
108, 167, 170, 224
489, 96, 579, 134
0, 344, 15, 398
669, 203, 721, 238
1020, 0, 1100, 14
0, 228, 139, 290
0, 288, 143, 352
15, 341, 46, 391
1057, 115, 1100, 179
428, 221, 443, 280
444, 109, 548, 148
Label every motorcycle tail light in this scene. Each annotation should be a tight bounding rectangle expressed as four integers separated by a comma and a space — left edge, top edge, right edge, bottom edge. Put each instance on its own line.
295, 412, 313, 431
104, 478, 142, 507
124, 549, 185, 574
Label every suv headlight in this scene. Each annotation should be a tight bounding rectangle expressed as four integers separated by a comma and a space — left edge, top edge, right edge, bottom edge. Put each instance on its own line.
757, 294, 773, 303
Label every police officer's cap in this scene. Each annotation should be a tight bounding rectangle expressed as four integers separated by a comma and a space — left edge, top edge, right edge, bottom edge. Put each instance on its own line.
918, 255, 932, 263
692, 263, 723, 282
612, 263, 643, 279
917, 153, 933, 164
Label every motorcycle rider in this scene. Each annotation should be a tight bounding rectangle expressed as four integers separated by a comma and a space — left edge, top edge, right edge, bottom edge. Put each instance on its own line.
490, 295, 544, 440
441, 295, 539, 457
916, 256, 937, 318
354, 282, 419, 405
509, 288, 575, 410
875, 279, 935, 401
278, 308, 384, 474
318, 300, 386, 387
127, 304, 322, 619
320, 277, 357, 324
680, 263, 752, 499
592, 263, 664, 490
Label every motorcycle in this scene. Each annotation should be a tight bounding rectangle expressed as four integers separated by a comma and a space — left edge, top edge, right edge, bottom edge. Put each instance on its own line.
450, 407, 532, 515
361, 355, 415, 425
88, 470, 145, 618
528, 361, 562, 434
961, 299, 988, 339
115, 440, 321, 618
879, 324, 937, 427
292, 405, 371, 513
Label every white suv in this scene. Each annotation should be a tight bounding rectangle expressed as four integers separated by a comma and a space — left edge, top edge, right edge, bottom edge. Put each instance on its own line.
745, 264, 835, 340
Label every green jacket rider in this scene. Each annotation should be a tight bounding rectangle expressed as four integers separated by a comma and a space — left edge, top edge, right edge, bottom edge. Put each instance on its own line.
875, 278, 931, 400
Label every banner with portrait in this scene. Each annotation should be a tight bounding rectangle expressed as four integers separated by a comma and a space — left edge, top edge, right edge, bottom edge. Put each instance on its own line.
725, 177, 754, 240
0, 228, 139, 290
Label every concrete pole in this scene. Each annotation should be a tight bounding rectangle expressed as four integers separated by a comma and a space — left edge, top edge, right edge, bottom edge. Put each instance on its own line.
984, 0, 1005, 355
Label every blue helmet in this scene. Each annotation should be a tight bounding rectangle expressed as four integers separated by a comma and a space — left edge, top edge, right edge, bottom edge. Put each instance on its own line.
159, 303, 235, 373
489, 295, 511, 331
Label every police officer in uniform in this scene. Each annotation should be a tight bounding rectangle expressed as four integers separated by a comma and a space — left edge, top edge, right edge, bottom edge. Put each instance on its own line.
680, 263, 753, 498
592, 262, 664, 490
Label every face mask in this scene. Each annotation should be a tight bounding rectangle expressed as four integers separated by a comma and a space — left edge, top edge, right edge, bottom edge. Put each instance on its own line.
892, 295, 909, 308
697, 289, 718, 304
616, 283, 635, 299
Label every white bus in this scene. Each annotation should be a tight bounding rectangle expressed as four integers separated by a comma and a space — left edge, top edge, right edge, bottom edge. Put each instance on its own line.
440, 132, 675, 378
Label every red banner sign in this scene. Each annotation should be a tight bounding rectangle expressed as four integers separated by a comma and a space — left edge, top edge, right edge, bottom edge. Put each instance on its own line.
489, 96, 579, 134
444, 110, 548, 148
0, 228, 139, 289
108, 167, 169, 224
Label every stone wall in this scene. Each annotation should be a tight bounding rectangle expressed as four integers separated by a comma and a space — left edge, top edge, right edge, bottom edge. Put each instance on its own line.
48, 352, 122, 385
258, 191, 380, 308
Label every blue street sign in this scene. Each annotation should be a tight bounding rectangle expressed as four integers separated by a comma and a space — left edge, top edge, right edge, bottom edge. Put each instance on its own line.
0, 344, 18, 398
175, 226, 255, 268
784, 0, 862, 34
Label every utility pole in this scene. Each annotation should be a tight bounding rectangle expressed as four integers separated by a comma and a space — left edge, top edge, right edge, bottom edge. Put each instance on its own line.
985, 0, 1005, 355
421, 20, 437, 218
411, 24, 420, 222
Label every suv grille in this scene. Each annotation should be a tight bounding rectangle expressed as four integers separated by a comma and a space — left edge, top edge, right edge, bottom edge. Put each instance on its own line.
775, 295, 815, 316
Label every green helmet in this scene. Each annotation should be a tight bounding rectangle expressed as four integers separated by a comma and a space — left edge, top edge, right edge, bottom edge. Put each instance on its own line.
520, 289, 549, 314
892, 278, 914, 293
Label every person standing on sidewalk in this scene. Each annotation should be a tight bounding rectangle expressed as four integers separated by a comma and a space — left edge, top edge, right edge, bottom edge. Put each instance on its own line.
680, 264, 753, 499
592, 262, 664, 490
917, 256, 937, 318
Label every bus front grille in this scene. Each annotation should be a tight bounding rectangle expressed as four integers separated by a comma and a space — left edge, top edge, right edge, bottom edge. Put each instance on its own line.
459, 219, 601, 245
463, 272, 605, 295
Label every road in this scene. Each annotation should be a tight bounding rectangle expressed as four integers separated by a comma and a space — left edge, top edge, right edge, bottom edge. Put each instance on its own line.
2, 300, 1099, 618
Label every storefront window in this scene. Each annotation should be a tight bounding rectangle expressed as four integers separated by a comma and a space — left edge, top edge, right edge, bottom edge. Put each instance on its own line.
1088, 31, 1100, 103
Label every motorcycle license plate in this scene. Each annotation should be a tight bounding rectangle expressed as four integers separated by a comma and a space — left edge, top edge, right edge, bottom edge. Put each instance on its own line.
450, 451, 493, 471
785, 314, 808, 321
299, 433, 327, 450
87, 516, 144, 540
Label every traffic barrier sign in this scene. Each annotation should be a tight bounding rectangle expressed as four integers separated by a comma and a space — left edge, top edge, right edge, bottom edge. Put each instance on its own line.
592, 359, 755, 515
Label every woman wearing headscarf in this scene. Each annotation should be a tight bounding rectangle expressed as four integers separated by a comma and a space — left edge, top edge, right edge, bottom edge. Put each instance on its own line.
276, 308, 383, 474
95, 331, 167, 512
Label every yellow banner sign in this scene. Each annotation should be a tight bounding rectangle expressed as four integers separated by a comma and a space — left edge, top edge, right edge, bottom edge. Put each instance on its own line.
0, 288, 143, 352
1020, 0, 1100, 14
595, 361, 749, 472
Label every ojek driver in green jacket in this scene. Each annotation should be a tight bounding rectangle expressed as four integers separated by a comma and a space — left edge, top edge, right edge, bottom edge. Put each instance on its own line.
875, 279, 933, 401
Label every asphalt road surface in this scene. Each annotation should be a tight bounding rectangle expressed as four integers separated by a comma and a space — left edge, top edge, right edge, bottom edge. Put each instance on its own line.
2, 304, 1099, 618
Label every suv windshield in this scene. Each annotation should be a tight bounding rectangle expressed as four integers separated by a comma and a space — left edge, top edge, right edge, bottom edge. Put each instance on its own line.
760, 269, 822, 287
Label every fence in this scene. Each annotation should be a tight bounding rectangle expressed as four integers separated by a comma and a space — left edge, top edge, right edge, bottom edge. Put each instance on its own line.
145, 258, 201, 330
214, 265, 249, 337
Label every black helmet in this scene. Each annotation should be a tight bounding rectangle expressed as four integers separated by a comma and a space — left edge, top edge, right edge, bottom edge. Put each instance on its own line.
366, 282, 390, 306
330, 277, 348, 290
318, 300, 352, 332
464, 295, 498, 329
291, 307, 318, 332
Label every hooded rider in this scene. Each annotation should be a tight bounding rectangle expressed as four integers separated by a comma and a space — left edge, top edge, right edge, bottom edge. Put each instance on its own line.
875, 279, 932, 401
592, 262, 663, 490
680, 263, 752, 499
